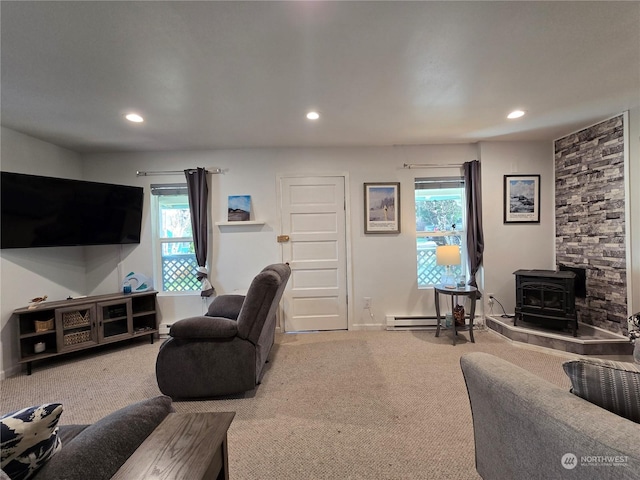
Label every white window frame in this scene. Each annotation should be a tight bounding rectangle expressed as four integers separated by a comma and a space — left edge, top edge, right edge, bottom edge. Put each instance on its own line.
150, 184, 199, 294
415, 177, 468, 288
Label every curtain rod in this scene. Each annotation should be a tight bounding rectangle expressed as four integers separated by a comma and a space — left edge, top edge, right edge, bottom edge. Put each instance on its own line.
403, 163, 463, 169
136, 168, 222, 177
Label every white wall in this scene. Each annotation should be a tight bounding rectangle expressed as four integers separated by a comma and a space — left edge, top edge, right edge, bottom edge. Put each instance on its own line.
80, 142, 555, 324
81, 144, 486, 330
2, 112, 637, 378
478, 141, 556, 315
0, 127, 86, 378
0, 129, 557, 377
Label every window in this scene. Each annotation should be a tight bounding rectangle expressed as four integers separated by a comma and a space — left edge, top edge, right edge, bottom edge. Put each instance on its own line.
415, 177, 467, 288
151, 184, 200, 293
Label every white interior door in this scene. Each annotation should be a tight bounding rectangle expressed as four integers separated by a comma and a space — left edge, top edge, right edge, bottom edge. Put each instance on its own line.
279, 176, 348, 331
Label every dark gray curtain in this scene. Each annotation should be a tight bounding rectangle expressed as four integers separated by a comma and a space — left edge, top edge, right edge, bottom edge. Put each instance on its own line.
464, 160, 484, 290
185, 168, 214, 297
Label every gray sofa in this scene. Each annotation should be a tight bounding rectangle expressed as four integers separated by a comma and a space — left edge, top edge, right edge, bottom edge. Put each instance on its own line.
156, 263, 291, 398
460, 352, 640, 480
0, 395, 172, 480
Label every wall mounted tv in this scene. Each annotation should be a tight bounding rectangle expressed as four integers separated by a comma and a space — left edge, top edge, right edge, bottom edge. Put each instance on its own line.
1, 172, 144, 249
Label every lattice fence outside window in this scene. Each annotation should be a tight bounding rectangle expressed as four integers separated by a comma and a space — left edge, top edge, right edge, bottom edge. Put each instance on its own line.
417, 245, 464, 288
162, 254, 200, 292
417, 248, 439, 286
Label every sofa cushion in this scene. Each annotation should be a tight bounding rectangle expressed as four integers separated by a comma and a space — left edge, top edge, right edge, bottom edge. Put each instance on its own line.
0, 403, 63, 480
32, 396, 172, 480
56, 425, 88, 446
562, 357, 640, 423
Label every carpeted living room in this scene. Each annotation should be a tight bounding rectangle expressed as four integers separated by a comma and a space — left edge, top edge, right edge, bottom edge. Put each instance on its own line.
1, 323, 638, 479
0, 328, 599, 479
1, 2, 640, 480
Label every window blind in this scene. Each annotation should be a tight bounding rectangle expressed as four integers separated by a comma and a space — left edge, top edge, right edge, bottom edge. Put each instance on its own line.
150, 183, 187, 196
415, 177, 464, 190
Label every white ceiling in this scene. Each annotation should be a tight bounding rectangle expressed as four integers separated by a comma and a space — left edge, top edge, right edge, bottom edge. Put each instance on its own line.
1, 1, 639, 154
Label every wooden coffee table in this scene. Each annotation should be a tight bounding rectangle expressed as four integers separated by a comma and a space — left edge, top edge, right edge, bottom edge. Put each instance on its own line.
112, 411, 235, 480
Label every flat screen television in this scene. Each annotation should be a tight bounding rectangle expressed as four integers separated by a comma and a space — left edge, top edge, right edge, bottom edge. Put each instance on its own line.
1, 171, 144, 249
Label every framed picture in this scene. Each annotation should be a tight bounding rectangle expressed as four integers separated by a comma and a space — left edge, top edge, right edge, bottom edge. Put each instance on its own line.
364, 182, 400, 233
503, 175, 540, 224
228, 195, 251, 221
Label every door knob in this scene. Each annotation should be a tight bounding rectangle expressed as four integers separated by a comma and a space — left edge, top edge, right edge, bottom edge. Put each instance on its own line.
277, 235, 290, 243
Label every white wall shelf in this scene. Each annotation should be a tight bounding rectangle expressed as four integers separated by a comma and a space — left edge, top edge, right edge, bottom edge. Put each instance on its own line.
215, 221, 265, 226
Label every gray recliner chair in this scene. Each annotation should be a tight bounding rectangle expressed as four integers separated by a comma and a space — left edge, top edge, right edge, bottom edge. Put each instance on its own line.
155, 263, 291, 398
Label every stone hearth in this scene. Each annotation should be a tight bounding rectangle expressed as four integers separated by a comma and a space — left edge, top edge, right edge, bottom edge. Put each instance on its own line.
486, 315, 633, 356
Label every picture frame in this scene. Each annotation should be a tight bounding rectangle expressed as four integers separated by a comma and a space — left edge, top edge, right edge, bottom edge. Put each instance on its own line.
503, 174, 540, 224
228, 195, 251, 221
364, 182, 400, 233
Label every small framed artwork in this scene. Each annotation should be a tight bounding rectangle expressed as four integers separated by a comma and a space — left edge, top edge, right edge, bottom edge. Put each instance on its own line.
364, 182, 400, 233
228, 195, 251, 221
503, 175, 540, 224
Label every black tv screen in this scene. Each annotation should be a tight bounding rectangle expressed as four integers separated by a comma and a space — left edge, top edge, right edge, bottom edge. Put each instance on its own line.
1, 172, 143, 249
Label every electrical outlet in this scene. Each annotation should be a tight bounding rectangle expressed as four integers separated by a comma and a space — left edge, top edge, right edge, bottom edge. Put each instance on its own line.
487, 293, 495, 307
364, 297, 372, 309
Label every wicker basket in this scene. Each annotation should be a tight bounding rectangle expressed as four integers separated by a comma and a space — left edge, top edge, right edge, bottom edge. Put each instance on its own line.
62, 311, 90, 328
34, 318, 54, 332
63, 330, 91, 346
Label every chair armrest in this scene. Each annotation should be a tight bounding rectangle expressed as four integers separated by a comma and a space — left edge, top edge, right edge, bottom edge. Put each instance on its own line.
206, 295, 245, 320
170, 316, 238, 339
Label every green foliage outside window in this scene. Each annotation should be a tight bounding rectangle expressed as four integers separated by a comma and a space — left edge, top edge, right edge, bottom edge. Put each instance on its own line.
416, 198, 463, 232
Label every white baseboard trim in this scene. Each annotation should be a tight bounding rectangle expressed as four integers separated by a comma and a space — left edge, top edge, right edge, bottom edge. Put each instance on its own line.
1, 364, 22, 380
350, 323, 386, 331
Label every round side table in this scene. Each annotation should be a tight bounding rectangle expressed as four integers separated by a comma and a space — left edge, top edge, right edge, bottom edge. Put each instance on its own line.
434, 284, 478, 345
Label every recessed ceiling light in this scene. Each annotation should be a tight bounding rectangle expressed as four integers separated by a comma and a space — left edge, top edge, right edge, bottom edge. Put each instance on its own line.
125, 113, 144, 123
507, 110, 526, 119
306, 111, 320, 120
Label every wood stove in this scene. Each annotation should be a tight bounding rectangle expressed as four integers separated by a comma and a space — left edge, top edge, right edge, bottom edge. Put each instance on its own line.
514, 269, 578, 336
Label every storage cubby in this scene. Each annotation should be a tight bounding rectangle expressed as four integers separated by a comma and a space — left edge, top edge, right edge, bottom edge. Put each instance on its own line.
131, 294, 157, 336
20, 330, 57, 358
14, 291, 158, 374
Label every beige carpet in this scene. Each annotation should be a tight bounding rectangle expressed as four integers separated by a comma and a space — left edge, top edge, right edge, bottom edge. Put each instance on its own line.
1, 329, 575, 479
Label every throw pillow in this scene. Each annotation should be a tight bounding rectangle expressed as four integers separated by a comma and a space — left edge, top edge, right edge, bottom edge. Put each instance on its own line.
0, 403, 63, 480
33, 395, 172, 480
206, 294, 245, 320
562, 357, 640, 423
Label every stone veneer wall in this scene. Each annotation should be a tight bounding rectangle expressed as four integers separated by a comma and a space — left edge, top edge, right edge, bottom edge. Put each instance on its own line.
555, 114, 627, 334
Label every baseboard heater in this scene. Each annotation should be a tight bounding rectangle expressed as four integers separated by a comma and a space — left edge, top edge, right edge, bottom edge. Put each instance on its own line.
385, 315, 439, 331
